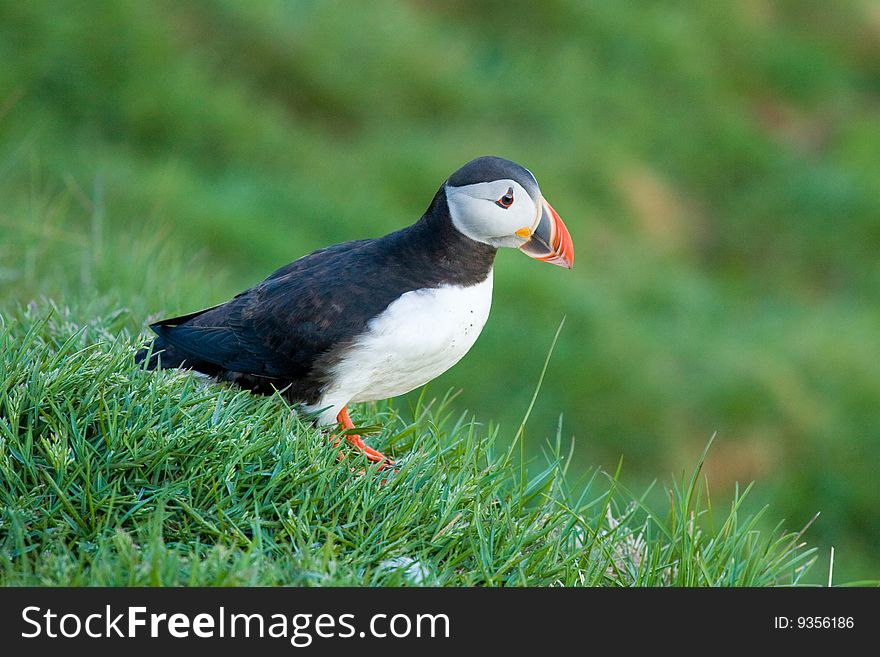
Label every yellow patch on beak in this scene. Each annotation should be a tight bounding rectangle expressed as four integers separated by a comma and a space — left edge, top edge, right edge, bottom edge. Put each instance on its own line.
515, 226, 532, 238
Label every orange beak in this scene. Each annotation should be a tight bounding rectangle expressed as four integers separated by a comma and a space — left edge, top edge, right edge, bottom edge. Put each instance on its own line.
518, 198, 574, 269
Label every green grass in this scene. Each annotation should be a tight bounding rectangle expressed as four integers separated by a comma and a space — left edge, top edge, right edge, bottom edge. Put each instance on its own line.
0, 300, 816, 585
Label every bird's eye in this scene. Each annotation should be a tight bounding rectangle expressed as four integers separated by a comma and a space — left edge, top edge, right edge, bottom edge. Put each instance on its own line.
495, 188, 514, 209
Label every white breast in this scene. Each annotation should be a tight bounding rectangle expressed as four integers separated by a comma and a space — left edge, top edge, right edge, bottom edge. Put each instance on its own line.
310, 270, 493, 424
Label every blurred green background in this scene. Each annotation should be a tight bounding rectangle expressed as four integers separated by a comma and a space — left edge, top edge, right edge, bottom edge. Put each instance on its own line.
1, 0, 878, 582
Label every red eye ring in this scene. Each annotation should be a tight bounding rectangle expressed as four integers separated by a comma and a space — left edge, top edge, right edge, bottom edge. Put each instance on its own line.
495, 187, 514, 209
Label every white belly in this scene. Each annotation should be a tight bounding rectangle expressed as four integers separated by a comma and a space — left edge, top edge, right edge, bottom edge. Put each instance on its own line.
312, 270, 493, 424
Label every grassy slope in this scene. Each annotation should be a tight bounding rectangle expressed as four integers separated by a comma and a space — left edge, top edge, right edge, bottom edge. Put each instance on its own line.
0, 0, 878, 581
0, 299, 815, 586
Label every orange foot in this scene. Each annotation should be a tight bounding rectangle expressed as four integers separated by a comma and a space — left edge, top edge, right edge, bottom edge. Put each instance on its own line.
332, 405, 394, 472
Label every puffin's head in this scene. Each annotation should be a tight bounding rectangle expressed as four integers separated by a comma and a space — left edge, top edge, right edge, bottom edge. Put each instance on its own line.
444, 156, 574, 268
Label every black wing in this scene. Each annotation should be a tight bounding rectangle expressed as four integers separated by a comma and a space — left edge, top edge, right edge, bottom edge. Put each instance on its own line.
149, 237, 405, 380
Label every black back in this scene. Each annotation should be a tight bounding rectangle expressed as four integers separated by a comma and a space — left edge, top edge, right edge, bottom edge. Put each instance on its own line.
137, 185, 497, 404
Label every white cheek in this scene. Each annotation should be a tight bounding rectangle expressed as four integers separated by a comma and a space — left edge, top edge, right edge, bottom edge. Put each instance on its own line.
447, 181, 538, 248
507, 198, 539, 235
479, 199, 537, 248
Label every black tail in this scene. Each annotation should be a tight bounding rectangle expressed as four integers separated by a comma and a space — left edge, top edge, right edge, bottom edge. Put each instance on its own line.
135, 336, 177, 370
135, 305, 222, 372
135, 333, 225, 377
135, 334, 206, 368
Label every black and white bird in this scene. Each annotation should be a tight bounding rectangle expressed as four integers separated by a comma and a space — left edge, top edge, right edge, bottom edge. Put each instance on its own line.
136, 156, 573, 468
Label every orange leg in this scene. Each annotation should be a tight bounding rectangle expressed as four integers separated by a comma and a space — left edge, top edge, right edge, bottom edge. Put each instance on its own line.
334, 405, 393, 471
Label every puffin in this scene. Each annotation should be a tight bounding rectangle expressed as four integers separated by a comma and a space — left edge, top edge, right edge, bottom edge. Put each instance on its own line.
136, 156, 573, 469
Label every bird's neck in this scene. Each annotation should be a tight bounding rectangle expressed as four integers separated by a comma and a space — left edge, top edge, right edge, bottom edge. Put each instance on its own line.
403, 186, 496, 286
